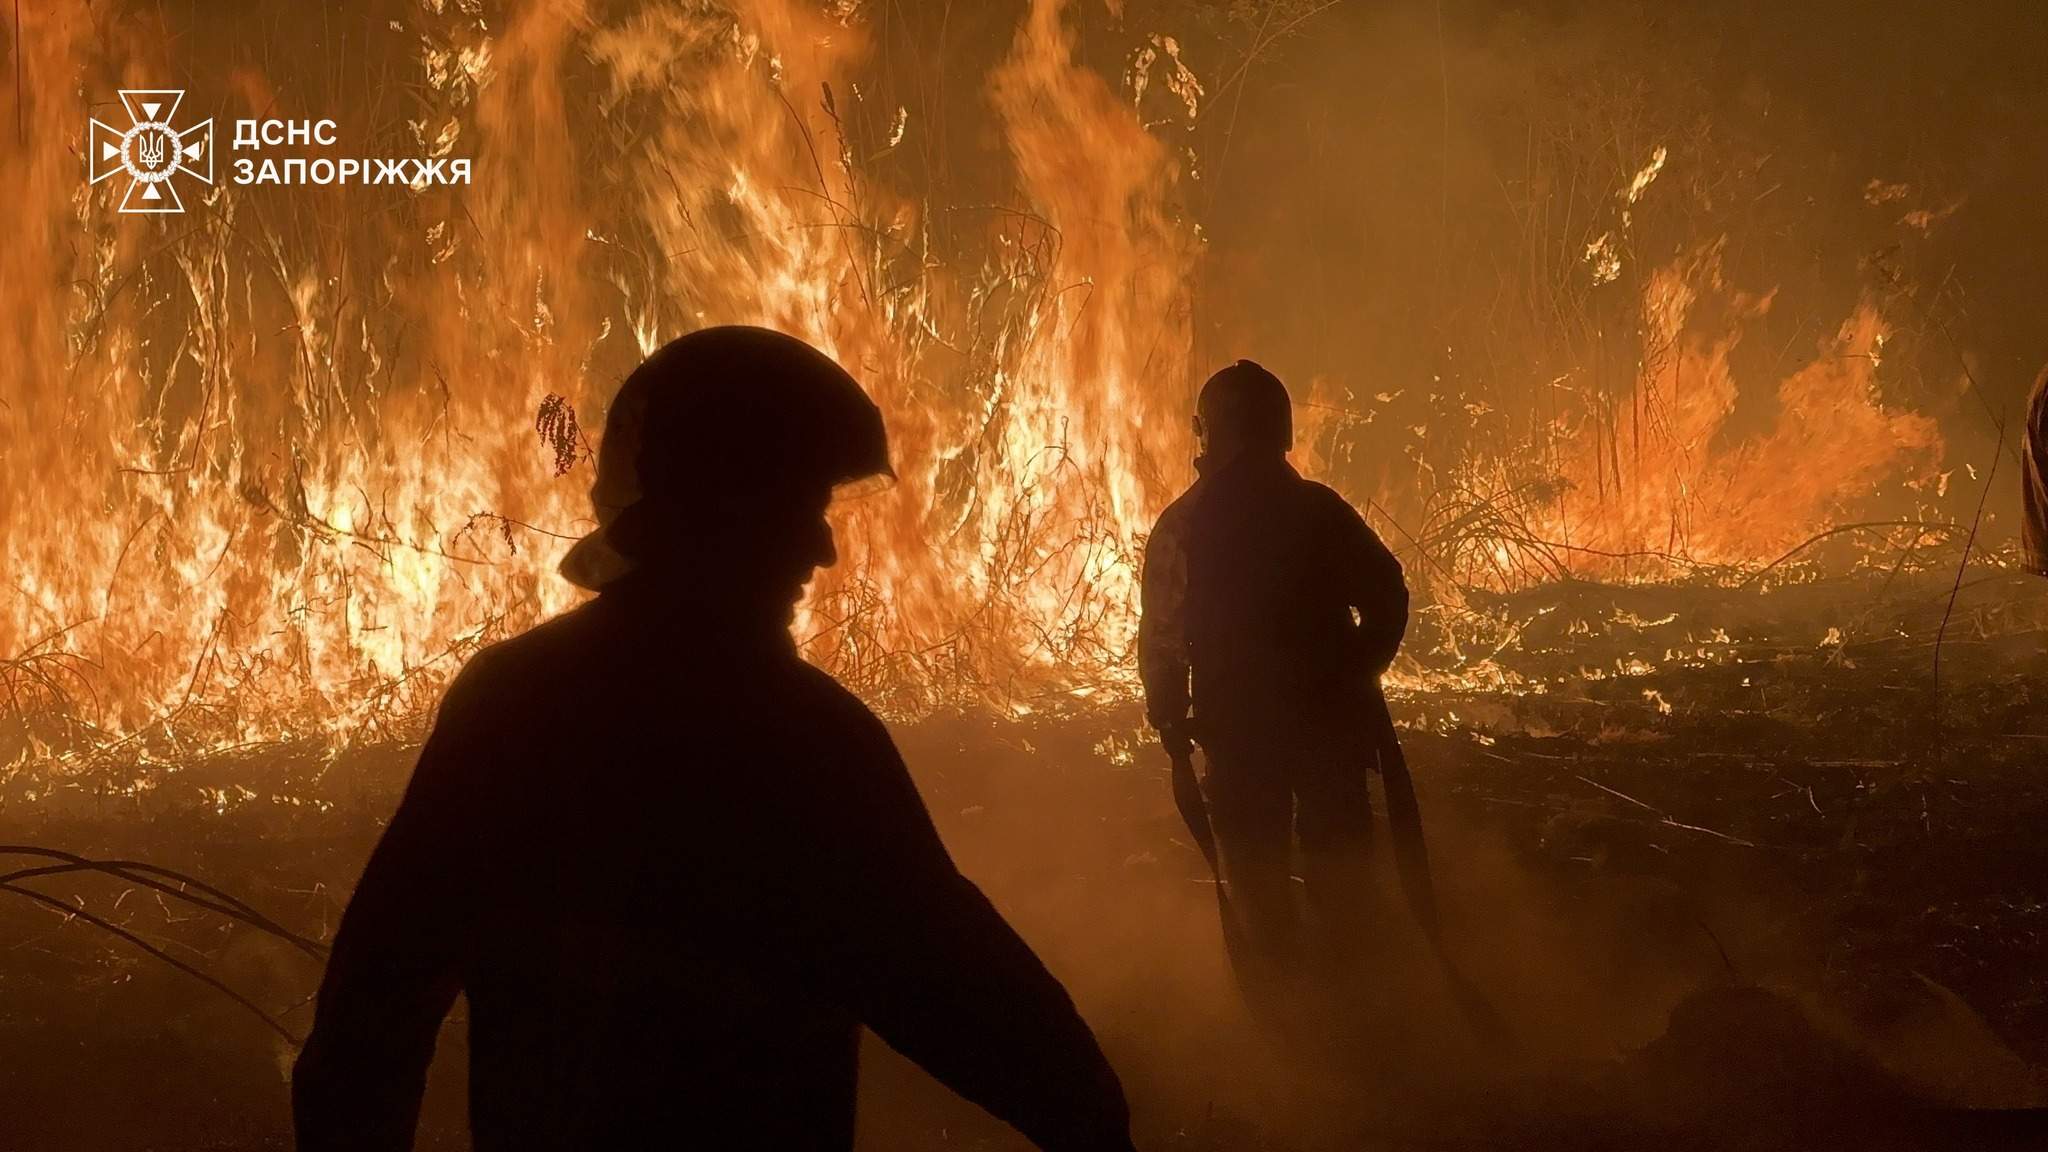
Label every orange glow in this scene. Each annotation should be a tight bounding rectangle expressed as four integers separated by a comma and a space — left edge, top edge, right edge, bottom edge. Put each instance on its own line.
2, 0, 1195, 761
1534, 244, 1941, 578
0, 1, 1949, 770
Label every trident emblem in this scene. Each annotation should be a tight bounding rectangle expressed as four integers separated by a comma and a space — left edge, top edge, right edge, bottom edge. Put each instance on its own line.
88, 89, 214, 214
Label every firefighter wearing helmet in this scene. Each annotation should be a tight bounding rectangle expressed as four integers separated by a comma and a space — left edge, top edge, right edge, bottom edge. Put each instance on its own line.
1139, 360, 1411, 982
297, 327, 1135, 1152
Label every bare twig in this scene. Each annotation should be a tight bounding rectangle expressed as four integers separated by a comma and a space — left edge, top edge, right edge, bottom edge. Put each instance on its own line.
1573, 775, 1758, 847
0, 846, 328, 960
1933, 419, 2007, 715
0, 882, 303, 1045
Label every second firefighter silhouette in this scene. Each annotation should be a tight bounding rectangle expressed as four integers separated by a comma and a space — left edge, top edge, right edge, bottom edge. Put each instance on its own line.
1139, 361, 1409, 967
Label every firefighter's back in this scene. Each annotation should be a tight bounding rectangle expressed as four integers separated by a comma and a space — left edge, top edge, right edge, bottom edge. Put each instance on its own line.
1181, 457, 1370, 738
454, 595, 880, 1148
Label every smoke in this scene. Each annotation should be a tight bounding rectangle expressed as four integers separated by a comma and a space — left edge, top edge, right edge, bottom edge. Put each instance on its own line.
1192, 0, 2048, 574
863, 708, 2044, 1148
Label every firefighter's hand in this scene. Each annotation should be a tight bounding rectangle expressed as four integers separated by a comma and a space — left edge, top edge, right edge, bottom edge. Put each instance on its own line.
1158, 724, 1194, 762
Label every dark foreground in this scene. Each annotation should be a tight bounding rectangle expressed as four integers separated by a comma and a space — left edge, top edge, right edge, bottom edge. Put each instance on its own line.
4, 573, 2047, 1150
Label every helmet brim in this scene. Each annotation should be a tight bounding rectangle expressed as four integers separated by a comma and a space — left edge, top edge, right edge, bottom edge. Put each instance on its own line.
558, 466, 897, 592
559, 527, 633, 592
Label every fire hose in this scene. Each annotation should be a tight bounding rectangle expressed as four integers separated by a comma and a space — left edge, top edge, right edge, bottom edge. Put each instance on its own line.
1167, 740, 1256, 982
1357, 689, 1514, 1047
1166, 688, 1512, 1048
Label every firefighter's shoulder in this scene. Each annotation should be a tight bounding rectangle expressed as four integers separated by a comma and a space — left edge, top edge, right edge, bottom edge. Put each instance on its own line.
1298, 477, 1369, 524
1149, 476, 1208, 541
782, 659, 897, 750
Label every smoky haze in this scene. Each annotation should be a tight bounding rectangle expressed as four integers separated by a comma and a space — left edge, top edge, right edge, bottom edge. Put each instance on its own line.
1174, 0, 2047, 553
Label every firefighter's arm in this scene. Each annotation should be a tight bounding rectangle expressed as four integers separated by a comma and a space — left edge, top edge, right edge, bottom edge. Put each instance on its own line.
1137, 504, 1193, 755
2021, 363, 2048, 576
802, 710, 1134, 1152
1331, 493, 1409, 674
293, 668, 492, 1152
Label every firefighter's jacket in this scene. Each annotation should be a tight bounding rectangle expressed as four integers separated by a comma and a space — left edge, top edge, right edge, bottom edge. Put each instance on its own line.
295, 579, 1132, 1152
1139, 454, 1408, 745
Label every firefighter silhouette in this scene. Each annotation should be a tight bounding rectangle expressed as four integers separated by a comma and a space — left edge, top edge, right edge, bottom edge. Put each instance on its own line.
1140, 360, 1410, 977
295, 327, 1135, 1152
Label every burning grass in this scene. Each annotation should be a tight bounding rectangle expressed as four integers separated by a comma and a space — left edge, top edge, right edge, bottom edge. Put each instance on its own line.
3, 0, 2003, 765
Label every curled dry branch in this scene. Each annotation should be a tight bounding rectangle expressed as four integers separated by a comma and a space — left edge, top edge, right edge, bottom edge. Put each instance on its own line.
0, 845, 331, 1046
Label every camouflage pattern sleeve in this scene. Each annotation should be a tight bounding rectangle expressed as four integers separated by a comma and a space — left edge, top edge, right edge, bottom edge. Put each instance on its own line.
1137, 498, 1193, 738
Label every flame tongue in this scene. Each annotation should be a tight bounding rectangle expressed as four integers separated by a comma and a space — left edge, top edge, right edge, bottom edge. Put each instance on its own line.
2, 0, 1195, 756
0, 1, 1946, 767
1532, 246, 1940, 578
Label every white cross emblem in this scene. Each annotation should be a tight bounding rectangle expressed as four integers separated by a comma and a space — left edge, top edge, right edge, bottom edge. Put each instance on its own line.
88, 90, 214, 214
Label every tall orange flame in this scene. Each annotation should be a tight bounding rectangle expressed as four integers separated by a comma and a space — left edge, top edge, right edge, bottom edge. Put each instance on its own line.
0, 1, 1949, 773
1537, 244, 1942, 576
2, 0, 1196, 761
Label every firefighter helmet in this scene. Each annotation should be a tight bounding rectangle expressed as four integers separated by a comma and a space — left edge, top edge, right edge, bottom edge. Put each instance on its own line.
560, 326, 892, 590
1195, 359, 1291, 460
